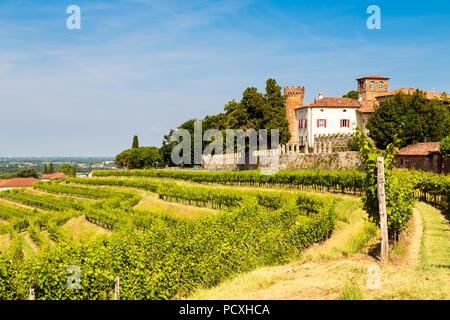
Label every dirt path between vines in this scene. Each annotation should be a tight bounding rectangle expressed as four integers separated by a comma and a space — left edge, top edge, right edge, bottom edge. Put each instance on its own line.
0, 197, 47, 212
402, 208, 423, 267
24, 233, 39, 254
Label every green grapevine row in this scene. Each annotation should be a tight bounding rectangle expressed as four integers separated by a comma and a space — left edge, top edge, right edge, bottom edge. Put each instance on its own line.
92, 169, 365, 194
0, 189, 85, 212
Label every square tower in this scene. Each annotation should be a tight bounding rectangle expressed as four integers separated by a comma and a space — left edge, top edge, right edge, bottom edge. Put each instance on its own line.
357, 75, 390, 101
284, 86, 304, 145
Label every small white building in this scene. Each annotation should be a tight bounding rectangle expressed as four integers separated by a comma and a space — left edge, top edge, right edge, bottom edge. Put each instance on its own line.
295, 95, 360, 147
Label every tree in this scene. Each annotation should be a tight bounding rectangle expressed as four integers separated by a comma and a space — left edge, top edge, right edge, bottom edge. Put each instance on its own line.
263, 78, 292, 146
16, 169, 38, 179
43, 164, 48, 174
160, 79, 291, 166
115, 147, 163, 169
367, 90, 450, 149
440, 135, 450, 159
48, 162, 54, 174
132, 135, 139, 149
160, 129, 177, 166
343, 90, 358, 99
58, 164, 76, 177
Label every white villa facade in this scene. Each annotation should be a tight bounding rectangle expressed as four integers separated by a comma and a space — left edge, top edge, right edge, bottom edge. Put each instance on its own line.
285, 75, 390, 148
295, 97, 360, 147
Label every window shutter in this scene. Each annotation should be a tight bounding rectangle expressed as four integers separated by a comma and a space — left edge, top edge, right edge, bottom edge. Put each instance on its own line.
324, 119, 327, 128
317, 119, 320, 127
299, 120, 301, 128
305, 119, 307, 128
340, 120, 342, 128
347, 119, 350, 127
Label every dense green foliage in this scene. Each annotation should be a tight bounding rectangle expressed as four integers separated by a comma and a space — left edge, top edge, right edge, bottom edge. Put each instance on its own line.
57, 164, 76, 177
0, 168, 38, 179
367, 91, 450, 149
115, 147, 164, 169
48, 163, 54, 174
132, 135, 139, 149
342, 90, 358, 99
440, 135, 450, 159
403, 169, 450, 215
357, 133, 415, 239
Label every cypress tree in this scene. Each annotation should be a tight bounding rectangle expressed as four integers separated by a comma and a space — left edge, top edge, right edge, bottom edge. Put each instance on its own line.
132, 135, 139, 148
43, 164, 48, 174
48, 162, 54, 174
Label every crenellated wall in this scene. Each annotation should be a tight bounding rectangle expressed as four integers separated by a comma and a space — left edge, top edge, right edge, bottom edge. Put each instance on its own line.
202, 147, 362, 171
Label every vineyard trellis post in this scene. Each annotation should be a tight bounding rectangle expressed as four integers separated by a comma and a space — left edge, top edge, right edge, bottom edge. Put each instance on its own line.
29, 287, 35, 300
377, 157, 389, 263
115, 277, 120, 300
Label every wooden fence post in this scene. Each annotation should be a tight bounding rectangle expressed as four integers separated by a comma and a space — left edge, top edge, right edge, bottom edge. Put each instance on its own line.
377, 157, 389, 263
114, 277, 120, 300
29, 287, 35, 300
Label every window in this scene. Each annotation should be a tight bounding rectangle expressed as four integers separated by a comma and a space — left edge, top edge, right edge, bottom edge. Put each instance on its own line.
370, 81, 374, 89
379, 82, 383, 89
340, 119, 350, 128
317, 119, 327, 128
299, 119, 307, 129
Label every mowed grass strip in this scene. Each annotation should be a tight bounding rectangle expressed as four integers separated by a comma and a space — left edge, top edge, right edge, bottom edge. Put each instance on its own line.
61, 216, 112, 243
134, 193, 218, 219
0, 234, 11, 253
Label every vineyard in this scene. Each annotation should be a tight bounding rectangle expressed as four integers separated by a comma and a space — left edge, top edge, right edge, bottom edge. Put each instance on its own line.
0, 168, 447, 300
0, 172, 337, 299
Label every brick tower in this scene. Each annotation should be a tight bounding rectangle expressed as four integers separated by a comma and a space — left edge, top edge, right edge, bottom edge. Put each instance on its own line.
357, 75, 390, 101
284, 86, 304, 145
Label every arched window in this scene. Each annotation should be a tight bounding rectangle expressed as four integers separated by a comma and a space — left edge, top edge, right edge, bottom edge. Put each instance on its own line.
370, 81, 375, 89
379, 82, 383, 89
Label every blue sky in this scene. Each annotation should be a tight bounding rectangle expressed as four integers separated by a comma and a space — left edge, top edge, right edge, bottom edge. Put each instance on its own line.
0, 0, 449, 156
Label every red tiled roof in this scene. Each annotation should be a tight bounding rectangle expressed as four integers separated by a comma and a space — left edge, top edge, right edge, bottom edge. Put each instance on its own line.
396, 142, 440, 156
376, 88, 445, 100
298, 97, 361, 109
42, 172, 67, 179
357, 75, 390, 80
0, 178, 39, 188
356, 100, 377, 113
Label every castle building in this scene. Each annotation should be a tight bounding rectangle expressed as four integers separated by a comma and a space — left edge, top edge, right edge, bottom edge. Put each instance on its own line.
284, 75, 448, 148
285, 75, 389, 147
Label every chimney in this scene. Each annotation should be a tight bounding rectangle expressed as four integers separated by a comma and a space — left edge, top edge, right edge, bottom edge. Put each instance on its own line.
318, 92, 324, 100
